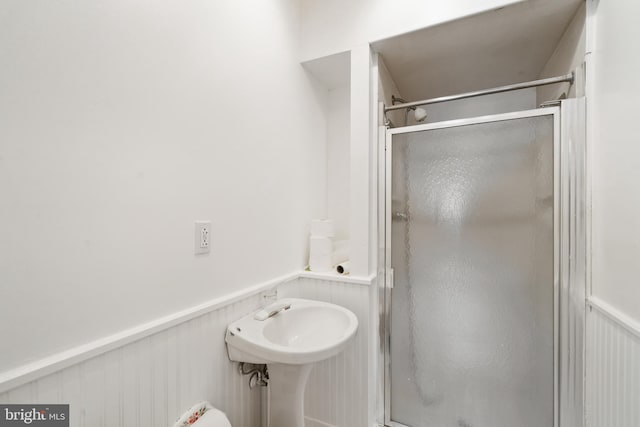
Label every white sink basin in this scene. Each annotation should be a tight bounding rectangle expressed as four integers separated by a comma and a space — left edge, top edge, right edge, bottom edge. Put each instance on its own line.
225, 298, 358, 365
225, 298, 358, 427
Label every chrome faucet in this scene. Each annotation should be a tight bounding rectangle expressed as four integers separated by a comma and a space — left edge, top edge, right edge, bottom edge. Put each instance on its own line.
253, 301, 292, 321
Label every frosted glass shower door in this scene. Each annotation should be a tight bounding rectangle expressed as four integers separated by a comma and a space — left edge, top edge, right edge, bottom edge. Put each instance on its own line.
387, 112, 556, 427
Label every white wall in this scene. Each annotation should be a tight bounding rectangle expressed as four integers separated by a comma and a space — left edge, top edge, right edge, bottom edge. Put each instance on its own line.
588, 0, 640, 323
299, 0, 524, 61
537, 3, 586, 105
377, 56, 404, 127
586, 1, 640, 423
327, 86, 351, 241
349, 45, 375, 277
0, 0, 327, 374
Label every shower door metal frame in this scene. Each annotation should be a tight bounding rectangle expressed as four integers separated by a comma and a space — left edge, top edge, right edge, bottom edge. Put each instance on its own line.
378, 101, 586, 427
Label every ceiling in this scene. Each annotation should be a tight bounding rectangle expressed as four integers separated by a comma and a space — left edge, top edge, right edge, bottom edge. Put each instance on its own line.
372, 0, 583, 100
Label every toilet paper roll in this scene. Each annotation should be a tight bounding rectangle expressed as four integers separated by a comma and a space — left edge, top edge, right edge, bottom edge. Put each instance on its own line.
173, 402, 231, 427
310, 219, 334, 238
336, 260, 351, 275
310, 236, 332, 256
332, 240, 349, 266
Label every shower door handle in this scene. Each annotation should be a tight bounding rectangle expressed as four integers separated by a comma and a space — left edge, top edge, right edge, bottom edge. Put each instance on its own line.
392, 212, 409, 221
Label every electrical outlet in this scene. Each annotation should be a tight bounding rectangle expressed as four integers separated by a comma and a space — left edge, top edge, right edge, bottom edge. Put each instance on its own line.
195, 221, 211, 254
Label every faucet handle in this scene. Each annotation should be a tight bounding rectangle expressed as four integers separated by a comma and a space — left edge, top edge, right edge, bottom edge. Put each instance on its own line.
254, 300, 292, 321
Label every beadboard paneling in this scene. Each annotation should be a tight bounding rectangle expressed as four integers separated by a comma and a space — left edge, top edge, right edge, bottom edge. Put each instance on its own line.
0, 295, 263, 427
587, 298, 640, 427
278, 277, 371, 427
0, 274, 374, 427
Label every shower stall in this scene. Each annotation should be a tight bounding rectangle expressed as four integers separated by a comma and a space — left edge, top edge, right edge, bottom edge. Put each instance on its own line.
379, 99, 585, 427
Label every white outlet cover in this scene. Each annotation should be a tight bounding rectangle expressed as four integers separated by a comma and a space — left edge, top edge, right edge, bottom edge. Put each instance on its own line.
195, 221, 211, 254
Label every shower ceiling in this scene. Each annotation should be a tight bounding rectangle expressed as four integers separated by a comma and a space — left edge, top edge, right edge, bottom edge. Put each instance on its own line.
372, 0, 583, 100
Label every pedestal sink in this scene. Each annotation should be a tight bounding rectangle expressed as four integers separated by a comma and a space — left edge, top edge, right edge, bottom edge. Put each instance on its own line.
225, 298, 359, 427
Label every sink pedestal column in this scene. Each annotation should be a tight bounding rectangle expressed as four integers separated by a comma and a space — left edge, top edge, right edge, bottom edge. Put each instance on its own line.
267, 363, 314, 427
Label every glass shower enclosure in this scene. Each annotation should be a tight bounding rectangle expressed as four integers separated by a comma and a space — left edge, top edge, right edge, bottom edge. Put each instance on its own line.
381, 103, 585, 427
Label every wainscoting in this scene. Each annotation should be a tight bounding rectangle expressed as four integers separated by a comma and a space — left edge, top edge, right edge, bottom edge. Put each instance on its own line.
11, 274, 640, 427
0, 294, 263, 427
0, 295, 266, 427
0, 273, 374, 427
587, 297, 640, 427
